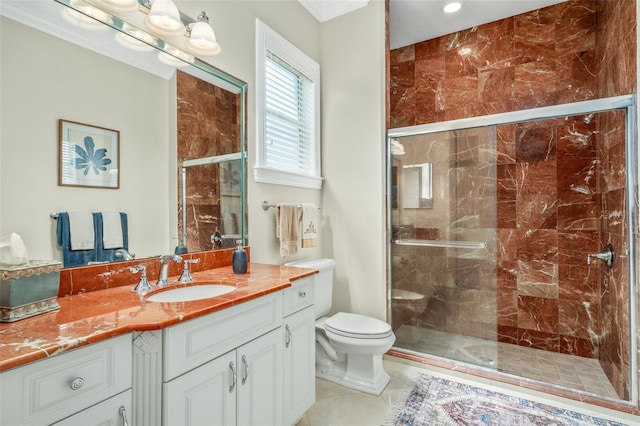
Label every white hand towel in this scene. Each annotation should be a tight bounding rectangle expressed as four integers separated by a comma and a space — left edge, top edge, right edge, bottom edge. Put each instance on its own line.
68, 211, 95, 251
276, 203, 301, 257
301, 204, 318, 248
102, 211, 123, 249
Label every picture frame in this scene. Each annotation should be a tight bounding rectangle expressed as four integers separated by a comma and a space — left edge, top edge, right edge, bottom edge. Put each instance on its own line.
59, 119, 120, 189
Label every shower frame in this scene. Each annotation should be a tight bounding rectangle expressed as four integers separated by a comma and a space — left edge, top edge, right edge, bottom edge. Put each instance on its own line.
386, 94, 638, 403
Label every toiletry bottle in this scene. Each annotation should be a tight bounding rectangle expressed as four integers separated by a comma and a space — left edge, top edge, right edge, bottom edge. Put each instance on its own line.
232, 240, 247, 274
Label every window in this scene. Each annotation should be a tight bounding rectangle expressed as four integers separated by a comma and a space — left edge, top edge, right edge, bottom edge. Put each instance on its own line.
255, 19, 322, 189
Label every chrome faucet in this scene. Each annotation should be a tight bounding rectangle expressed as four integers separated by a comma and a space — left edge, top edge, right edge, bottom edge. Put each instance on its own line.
587, 244, 614, 267
115, 248, 135, 261
178, 258, 201, 283
131, 264, 152, 292
157, 254, 183, 287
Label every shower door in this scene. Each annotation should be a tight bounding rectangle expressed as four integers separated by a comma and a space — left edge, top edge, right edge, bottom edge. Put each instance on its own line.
388, 96, 637, 402
390, 126, 499, 369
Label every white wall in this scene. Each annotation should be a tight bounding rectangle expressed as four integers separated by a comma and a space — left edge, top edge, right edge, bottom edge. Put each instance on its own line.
0, 17, 172, 262
319, 1, 387, 319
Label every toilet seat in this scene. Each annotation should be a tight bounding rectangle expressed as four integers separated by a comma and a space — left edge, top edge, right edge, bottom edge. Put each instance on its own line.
324, 312, 393, 339
392, 289, 425, 301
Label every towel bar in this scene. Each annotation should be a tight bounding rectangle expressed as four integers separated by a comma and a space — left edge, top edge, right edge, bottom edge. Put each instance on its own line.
261, 201, 321, 211
394, 239, 487, 249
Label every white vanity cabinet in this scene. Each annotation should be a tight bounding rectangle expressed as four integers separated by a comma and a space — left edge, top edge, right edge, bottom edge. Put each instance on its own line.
283, 276, 316, 426
0, 333, 132, 426
161, 292, 284, 426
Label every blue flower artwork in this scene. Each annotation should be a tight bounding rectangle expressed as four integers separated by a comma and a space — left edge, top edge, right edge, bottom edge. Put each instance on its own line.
72, 136, 112, 176
59, 119, 119, 189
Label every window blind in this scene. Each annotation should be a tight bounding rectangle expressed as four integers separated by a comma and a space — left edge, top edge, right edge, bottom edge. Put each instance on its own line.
264, 51, 314, 174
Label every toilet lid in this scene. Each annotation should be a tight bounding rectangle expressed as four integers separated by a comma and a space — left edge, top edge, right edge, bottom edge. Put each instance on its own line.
324, 312, 393, 339
392, 289, 425, 301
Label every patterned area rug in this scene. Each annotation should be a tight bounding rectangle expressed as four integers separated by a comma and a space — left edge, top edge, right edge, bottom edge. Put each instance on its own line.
388, 374, 629, 426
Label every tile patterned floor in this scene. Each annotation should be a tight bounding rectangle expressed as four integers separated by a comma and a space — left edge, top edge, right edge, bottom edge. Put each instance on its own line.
297, 357, 640, 426
394, 325, 619, 398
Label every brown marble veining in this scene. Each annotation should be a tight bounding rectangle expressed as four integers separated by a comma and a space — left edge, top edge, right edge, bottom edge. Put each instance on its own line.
0, 255, 316, 373
176, 71, 241, 252
390, 0, 636, 404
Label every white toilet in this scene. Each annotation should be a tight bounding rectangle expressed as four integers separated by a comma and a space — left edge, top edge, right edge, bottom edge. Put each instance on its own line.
285, 258, 395, 395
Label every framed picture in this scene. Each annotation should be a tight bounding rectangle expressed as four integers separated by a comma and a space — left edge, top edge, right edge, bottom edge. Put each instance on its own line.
59, 119, 120, 189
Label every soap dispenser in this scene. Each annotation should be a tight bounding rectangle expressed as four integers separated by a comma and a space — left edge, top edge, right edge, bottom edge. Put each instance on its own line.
232, 240, 247, 274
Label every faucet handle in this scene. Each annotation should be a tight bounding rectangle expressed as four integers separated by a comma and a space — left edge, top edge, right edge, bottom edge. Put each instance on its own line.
130, 264, 152, 292
178, 258, 201, 283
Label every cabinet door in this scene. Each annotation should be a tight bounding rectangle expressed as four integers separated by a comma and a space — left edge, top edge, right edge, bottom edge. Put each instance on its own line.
163, 351, 236, 426
283, 307, 316, 425
237, 329, 283, 426
52, 389, 131, 426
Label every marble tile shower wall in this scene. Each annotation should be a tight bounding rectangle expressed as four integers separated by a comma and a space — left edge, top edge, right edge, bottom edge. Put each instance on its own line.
176, 71, 240, 252
595, 0, 636, 401
390, 0, 636, 400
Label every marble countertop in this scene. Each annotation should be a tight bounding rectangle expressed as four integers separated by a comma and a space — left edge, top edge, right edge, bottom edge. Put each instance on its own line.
0, 263, 316, 372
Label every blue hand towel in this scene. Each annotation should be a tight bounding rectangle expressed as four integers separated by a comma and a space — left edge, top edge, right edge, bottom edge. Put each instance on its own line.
96, 212, 128, 263
56, 212, 98, 267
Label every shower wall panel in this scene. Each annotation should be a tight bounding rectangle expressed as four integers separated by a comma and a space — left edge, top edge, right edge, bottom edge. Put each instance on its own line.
496, 116, 602, 358
390, 1, 597, 128
595, 0, 636, 401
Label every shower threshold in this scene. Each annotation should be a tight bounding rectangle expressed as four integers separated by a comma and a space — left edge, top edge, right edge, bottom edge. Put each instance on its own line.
393, 325, 619, 400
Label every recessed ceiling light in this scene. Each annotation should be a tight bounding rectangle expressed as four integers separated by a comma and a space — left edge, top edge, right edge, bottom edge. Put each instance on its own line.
443, 2, 462, 14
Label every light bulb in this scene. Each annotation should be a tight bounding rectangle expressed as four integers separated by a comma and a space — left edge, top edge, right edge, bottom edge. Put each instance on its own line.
144, 0, 184, 37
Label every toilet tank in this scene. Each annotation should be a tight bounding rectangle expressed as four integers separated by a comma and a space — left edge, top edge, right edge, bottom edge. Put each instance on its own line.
285, 258, 335, 318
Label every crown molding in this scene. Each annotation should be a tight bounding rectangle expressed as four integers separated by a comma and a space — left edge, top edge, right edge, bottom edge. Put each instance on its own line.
297, 0, 369, 23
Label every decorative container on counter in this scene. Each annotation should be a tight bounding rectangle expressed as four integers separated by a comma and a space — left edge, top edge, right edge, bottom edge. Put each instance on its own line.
0, 260, 62, 322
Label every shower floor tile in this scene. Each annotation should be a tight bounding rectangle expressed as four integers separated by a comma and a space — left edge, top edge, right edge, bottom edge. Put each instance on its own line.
394, 325, 619, 399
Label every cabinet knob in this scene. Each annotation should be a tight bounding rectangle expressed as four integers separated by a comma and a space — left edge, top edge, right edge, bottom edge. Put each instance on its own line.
299, 291, 306, 298
70, 377, 84, 390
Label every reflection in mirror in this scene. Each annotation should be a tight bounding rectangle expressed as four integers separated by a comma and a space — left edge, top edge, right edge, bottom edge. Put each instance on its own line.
402, 163, 433, 209
0, 0, 246, 268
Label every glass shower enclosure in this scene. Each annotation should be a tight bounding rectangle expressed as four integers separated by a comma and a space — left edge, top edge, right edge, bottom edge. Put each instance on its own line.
387, 95, 637, 403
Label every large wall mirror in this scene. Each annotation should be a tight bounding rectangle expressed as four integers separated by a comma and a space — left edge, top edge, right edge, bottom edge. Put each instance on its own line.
0, 0, 247, 268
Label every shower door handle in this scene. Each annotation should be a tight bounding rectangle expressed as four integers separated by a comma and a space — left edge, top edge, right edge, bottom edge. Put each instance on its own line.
587, 244, 614, 267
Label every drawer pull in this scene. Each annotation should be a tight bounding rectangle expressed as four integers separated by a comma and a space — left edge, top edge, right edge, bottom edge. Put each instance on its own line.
285, 324, 292, 348
241, 355, 249, 385
119, 406, 129, 426
229, 362, 237, 393
70, 377, 84, 390
299, 291, 307, 298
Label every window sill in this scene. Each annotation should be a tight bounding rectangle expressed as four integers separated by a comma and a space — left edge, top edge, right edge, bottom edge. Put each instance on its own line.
254, 167, 323, 190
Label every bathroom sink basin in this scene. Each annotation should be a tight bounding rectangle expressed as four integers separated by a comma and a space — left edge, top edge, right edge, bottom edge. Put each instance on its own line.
146, 284, 235, 303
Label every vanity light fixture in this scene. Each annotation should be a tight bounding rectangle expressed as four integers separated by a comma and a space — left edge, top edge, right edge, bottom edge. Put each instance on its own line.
143, 0, 184, 37
185, 12, 222, 56
443, 1, 462, 14
63, 0, 223, 61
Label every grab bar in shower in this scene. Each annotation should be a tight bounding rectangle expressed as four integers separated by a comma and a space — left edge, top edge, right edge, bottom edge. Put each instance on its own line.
394, 239, 487, 249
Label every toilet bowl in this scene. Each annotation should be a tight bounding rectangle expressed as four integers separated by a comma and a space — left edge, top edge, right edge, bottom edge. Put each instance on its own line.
391, 288, 427, 331
285, 259, 396, 395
